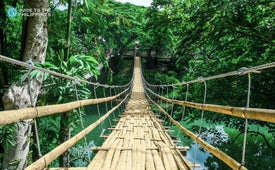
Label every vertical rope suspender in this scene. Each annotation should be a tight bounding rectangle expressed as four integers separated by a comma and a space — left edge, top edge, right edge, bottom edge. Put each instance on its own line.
241, 73, 251, 166
26, 60, 42, 159
193, 78, 207, 168
73, 84, 91, 162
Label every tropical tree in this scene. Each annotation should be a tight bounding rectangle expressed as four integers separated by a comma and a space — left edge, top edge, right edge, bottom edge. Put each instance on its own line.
143, 0, 275, 169
1, 0, 49, 169
35, 54, 99, 167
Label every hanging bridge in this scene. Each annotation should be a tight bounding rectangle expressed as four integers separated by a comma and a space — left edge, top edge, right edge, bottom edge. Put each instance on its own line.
0, 54, 275, 170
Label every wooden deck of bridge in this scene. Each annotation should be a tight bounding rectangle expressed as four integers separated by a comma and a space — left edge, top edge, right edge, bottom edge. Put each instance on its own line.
86, 57, 192, 170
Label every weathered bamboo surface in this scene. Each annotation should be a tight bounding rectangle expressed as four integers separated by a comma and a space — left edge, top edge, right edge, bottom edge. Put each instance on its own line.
147, 88, 275, 123
88, 57, 191, 170
0, 90, 128, 126
146, 94, 248, 170
26, 93, 130, 170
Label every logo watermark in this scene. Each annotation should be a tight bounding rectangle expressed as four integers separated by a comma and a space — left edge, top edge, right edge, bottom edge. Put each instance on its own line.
7, 7, 51, 18
7, 7, 18, 18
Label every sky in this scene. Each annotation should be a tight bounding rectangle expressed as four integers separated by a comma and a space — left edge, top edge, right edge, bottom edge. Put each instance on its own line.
115, 0, 152, 7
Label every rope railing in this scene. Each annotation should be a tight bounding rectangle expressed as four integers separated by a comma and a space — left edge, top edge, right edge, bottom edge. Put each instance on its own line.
0, 54, 132, 88
0, 88, 129, 126
1, 53, 274, 169
25, 92, 130, 170
145, 62, 275, 88
145, 90, 247, 170
146, 88, 275, 123
142, 61, 275, 169
0, 54, 133, 168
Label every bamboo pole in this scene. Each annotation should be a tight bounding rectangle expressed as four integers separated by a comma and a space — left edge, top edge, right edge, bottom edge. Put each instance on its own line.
0, 88, 128, 126
146, 93, 248, 170
25, 93, 130, 170
44, 168, 86, 170
172, 149, 190, 170
147, 88, 275, 123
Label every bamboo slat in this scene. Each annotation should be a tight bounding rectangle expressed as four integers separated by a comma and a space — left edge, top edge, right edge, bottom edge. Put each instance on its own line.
86, 151, 107, 169
102, 139, 121, 169
125, 133, 133, 169
146, 150, 155, 170
152, 150, 165, 170
147, 94, 248, 170
88, 57, 191, 170
140, 139, 147, 170
115, 150, 127, 170
115, 134, 130, 170
172, 150, 190, 170
91, 146, 189, 151
25, 93, 129, 170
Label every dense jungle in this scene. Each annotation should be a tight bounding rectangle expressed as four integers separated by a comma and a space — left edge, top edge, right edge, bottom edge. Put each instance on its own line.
0, 0, 274, 169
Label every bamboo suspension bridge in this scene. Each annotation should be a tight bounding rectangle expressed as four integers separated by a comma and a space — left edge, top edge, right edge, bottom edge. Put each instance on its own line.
0, 54, 275, 170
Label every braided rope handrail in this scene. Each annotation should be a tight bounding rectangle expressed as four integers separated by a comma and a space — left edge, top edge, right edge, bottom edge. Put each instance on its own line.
145, 62, 275, 88
145, 90, 248, 170
0, 88, 130, 126
25, 92, 130, 170
0, 54, 132, 88
146, 88, 275, 123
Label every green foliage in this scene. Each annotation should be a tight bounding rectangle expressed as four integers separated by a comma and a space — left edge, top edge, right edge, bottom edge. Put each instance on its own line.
69, 145, 90, 166
27, 54, 100, 164
0, 125, 15, 149
144, 1, 275, 169
145, 0, 275, 114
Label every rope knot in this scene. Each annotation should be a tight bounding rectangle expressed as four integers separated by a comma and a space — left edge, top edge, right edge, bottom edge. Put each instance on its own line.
22, 59, 35, 82
237, 67, 248, 75
73, 77, 81, 85
197, 77, 204, 82
25, 59, 34, 68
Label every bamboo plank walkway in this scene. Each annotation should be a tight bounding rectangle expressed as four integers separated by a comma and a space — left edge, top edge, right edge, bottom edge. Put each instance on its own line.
88, 57, 191, 170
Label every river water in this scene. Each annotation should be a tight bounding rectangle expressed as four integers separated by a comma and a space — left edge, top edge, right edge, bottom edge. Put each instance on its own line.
77, 105, 275, 169
171, 120, 275, 170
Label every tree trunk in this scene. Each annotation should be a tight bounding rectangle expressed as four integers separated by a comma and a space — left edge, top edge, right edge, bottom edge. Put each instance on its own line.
58, 112, 71, 167
2, 0, 48, 169
64, 0, 72, 61
59, 0, 73, 166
